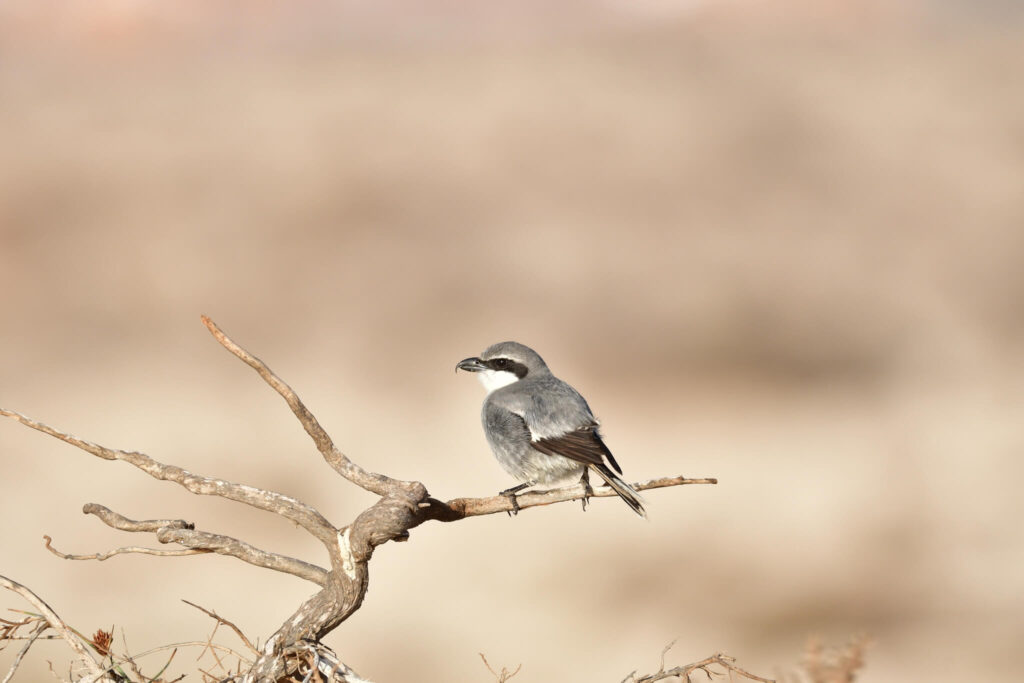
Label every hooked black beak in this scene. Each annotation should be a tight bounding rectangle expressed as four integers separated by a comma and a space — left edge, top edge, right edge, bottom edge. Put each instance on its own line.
456, 357, 487, 373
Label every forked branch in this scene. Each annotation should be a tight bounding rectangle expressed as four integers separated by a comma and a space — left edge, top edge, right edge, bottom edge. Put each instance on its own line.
201, 315, 410, 498
1, 316, 719, 682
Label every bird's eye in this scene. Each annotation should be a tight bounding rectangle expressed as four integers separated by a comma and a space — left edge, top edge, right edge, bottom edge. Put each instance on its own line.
495, 359, 508, 368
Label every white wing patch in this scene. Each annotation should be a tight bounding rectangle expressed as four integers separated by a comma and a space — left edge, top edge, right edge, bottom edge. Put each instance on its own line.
528, 423, 569, 442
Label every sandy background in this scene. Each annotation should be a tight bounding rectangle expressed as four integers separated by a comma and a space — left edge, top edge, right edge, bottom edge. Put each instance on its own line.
2, 1, 1023, 681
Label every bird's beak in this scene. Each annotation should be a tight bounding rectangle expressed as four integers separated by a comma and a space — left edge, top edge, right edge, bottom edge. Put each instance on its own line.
456, 357, 487, 373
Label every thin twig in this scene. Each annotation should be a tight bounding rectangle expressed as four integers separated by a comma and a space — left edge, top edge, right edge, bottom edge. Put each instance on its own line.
182, 600, 258, 654
419, 475, 717, 522
119, 630, 145, 682
1, 621, 47, 683
99, 640, 253, 680
632, 653, 773, 683
148, 647, 178, 682
64, 505, 329, 586
196, 621, 220, 664
208, 633, 228, 673
479, 653, 522, 683
659, 639, 678, 673
44, 535, 210, 561
1, 635, 61, 641
201, 315, 411, 498
0, 575, 109, 682
0, 408, 338, 546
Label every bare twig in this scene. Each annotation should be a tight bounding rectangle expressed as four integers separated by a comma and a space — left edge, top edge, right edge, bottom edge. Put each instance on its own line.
1, 621, 47, 683
0, 408, 338, 546
659, 639, 678, 673
82, 637, 254, 683
0, 635, 61, 641
119, 630, 145, 682
480, 653, 522, 682
0, 575, 111, 682
630, 652, 773, 683
202, 315, 409, 498
42, 505, 330, 586
44, 534, 210, 561
207, 629, 229, 673
182, 600, 258, 655
112, 640, 252, 668
422, 475, 716, 522
1, 615, 37, 630
155, 526, 329, 586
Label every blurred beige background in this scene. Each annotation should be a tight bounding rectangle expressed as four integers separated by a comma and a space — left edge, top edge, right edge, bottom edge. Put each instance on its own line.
2, 1, 1023, 681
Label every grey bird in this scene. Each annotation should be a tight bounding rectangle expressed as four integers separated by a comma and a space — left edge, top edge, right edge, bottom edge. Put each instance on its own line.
456, 341, 645, 517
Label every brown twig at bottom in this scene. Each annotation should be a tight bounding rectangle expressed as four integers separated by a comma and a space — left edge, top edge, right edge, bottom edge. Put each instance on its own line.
625, 651, 774, 683
182, 600, 258, 655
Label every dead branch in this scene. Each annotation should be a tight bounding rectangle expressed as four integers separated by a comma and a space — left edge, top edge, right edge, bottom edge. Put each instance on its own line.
0, 408, 338, 547
155, 525, 329, 586
182, 600, 258, 655
201, 315, 410, 499
44, 534, 210, 561
41, 504, 331, 587
1, 621, 47, 683
0, 575, 113, 682
626, 651, 774, 683
479, 653, 522, 682
419, 475, 716, 521
2, 317, 718, 683
112, 640, 252, 669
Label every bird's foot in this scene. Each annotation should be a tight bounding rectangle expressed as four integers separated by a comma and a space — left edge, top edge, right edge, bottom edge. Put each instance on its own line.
501, 490, 521, 516
579, 469, 594, 512
499, 482, 532, 517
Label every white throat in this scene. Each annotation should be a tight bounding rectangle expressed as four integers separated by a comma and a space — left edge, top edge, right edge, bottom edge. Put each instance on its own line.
477, 369, 520, 394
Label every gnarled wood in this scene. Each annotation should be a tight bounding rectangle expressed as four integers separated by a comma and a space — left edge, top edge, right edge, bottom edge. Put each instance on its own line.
0, 317, 717, 682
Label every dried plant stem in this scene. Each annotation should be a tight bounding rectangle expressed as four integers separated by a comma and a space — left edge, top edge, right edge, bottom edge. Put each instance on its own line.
0, 575, 112, 682
181, 600, 258, 655
627, 652, 774, 683
44, 534, 210, 561
1, 621, 47, 683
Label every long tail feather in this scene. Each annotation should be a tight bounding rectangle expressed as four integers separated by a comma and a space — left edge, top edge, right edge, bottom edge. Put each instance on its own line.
592, 465, 647, 518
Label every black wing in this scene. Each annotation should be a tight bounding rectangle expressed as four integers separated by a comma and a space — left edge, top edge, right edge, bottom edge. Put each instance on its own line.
530, 426, 623, 475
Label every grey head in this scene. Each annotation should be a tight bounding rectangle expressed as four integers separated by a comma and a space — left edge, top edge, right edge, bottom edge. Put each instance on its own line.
455, 341, 551, 393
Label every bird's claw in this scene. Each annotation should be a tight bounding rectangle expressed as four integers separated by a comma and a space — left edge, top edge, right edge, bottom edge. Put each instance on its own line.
501, 490, 521, 516
498, 482, 533, 517
579, 469, 593, 512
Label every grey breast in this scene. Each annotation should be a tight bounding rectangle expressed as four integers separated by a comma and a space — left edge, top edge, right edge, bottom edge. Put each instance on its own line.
482, 375, 594, 485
